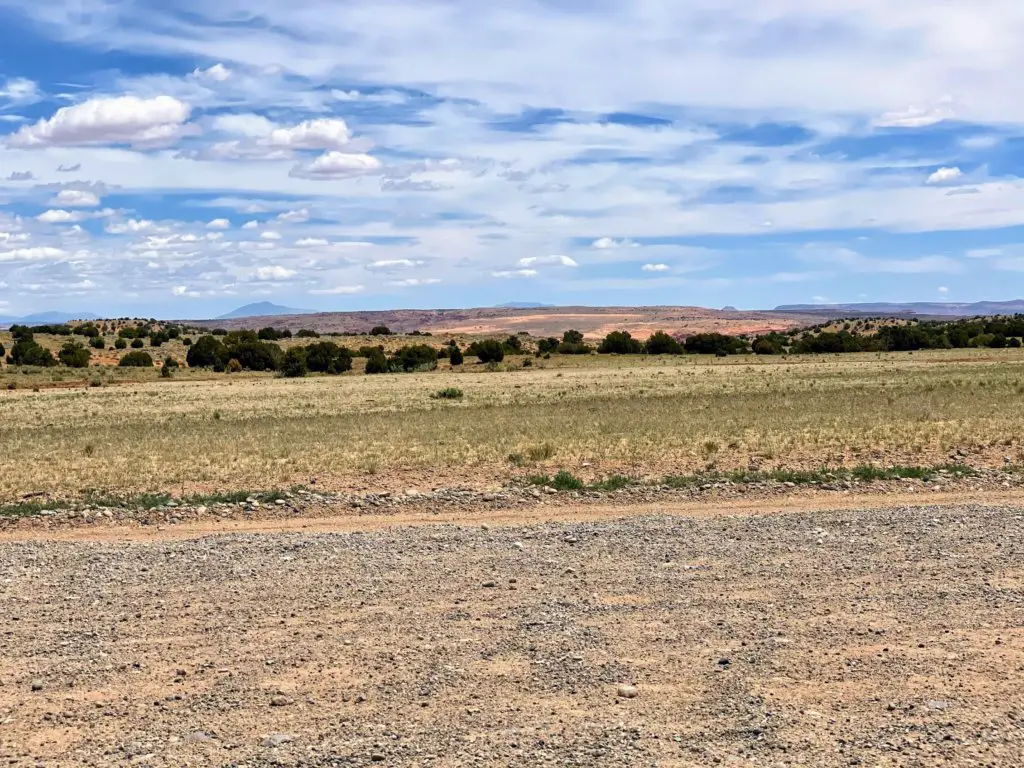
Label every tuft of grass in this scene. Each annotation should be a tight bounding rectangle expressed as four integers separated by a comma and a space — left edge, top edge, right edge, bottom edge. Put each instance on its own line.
525, 443, 556, 462
589, 475, 635, 492
431, 387, 464, 400
551, 470, 584, 491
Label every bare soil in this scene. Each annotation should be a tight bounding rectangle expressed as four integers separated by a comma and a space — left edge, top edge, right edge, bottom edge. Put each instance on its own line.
2, 492, 1023, 766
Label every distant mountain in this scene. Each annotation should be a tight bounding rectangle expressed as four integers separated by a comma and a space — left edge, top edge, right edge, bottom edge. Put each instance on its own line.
216, 302, 315, 320
0, 310, 99, 327
774, 300, 1024, 317
495, 302, 554, 309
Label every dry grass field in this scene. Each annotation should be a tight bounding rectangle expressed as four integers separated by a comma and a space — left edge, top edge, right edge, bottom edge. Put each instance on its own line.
3, 345, 1024, 503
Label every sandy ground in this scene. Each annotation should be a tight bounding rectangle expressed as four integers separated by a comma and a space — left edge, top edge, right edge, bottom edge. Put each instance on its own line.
2, 493, 1023, 766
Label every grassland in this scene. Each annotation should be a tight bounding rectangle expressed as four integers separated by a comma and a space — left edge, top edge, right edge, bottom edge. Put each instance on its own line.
4, 344, 1024, 502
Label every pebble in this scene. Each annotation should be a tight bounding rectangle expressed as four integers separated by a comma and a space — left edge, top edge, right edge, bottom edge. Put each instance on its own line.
262, 733, 295, 747
270, 695, 292, 707
30, 679, 43, 692
616, 684, 638, 699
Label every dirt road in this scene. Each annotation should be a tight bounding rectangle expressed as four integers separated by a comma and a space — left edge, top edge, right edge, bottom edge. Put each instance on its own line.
2, 497, 1023, 766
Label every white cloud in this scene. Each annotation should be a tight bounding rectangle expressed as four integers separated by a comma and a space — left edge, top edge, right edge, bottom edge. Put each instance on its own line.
388, 278, 442, 287
492, 269, 538, 278
207, 218, 231, 230
106, 219, 155, 234
800, 246, 963, 275
518, 254, 578, 267
171, 285, 188, 295
642, 263, 670, 272
276, 208, 310, 223
365, 259, 423, 272
592, 237, 620, 250
254, 265, 296, 280
926, 167, 963, 185
0, 77, 39, 104
37, 209, 79, 224
259, 230, 282, 240
7, 95, 191, 148
266, 118, 352, 150
242, 220, 260, 229
310, 284, 365, 294
51, 189, 101, 207
938, 286, 949, 294
191, 63, 232, 82
0, 246, 65, 262
966, 248, 1002, 259
874, 103, 955, 129
295, 237, 330, 247
290, 151, 382, 179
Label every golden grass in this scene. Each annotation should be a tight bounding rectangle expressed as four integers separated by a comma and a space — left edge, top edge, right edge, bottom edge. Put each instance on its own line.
3, 348, 1024, 500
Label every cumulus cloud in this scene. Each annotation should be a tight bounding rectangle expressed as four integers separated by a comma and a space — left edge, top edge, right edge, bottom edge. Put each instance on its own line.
290, 151, 382, 179
0, 77, 40, 104
0, 246, 66, 262
518, 254, 578, 268
5, 170, 34, 181
642, 263, 670, 272
266, 118, 352, 150
37, 209, 80, 224
212, 112, 276, 137
295, 237, 330, 247
926, 167, 963, 185
206, 218, 231, 230
492, 269, 538, 278
242, 220, 260, 230
171, 285, 188, 296
938, 286, 949, 294
592, 237, 620, 250
106, 219, 155, 234
259, 231, 282, 240
276, 208, 310, 223
7, 95, 191, 148
254, 265, 296, 280
51, 189, 101, 207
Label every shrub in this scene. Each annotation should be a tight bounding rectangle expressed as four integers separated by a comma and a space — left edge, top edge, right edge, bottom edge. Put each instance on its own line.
163, 356, 179, 369
303, 341, 353, 374
503, 335, 523, 354
58, 341, 91, 368
537, 337, 560, 355
356, 345, 383, 358
599, 330, 643, 354
8, 339, 56, 367
684, 333, 749, 356
370, 325, 393, 336
296, 329, 320, 338
182, 337, 193, 347
551, 470, 584, 491
557, 341, 592, 355
227, 358, 243, 373
0, 342, 4, 357
468, 339, 504, 363
644, 330, 683, 355
432, 387, 464, 400
281, 347, 309, 378
392, 344, 439, 372
119, 350, 153, 367
89, 337, 105, 350
211, 328, 228, 336
449, 345, 464, 366
187, 335, 228, 368
114, 338, 127, 350
258, 326, 281, 341
225, 340, 282, 371
365, 350, 390, 374
752, 333, 786, 355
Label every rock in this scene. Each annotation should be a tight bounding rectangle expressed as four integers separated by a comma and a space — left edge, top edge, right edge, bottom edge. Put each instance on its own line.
263, 733, 295, 747
616, 684, 638, 699
275, 499, 287, 506
270, 695, 292, 707
30, 679, 43, 692
482, 580, 496, 588
184, 731, 212, 743
371, 754, 386, 762
512, 541, 524, 551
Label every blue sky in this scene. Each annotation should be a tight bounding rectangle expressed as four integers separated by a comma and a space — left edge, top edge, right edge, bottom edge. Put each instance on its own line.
1, 1, 1024, 318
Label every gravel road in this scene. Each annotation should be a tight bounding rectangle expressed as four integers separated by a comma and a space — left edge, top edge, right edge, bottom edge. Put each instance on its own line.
2, 501, 1023, 766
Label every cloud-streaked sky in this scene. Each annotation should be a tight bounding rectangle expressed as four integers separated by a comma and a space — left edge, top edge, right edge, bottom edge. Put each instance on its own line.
2, 1, 1024, 317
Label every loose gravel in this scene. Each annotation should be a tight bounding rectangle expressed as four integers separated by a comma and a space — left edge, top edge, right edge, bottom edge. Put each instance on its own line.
2, 502, 1023, 766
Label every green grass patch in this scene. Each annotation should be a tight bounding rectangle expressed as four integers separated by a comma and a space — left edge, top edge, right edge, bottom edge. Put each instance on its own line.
431, 387, 464, 400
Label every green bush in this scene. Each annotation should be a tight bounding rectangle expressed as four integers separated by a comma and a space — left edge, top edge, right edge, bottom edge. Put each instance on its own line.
258, 326, 282, 341
186, 335, 228, 368
130, 338, 144, 349
684, 333, 749, 356
370, 325, 393, 336
114, 338, 127, 350
8, 339, 56, 367
449, 345, 464, 366
296, 329, 320, 338
598, 330, 643, 354
392, 344, 439, 372
303, 341, 353, 374
551, 470, 584, 491
281, 347, 308, 378
365, 350, 390, 374
356, 345, 383, 358
58, 341, 91, 368
89, 337, 105, 350
0, 342, 5, 358
182, 337, 193, 346
119, 350, 154, 368
468, 338, 504, 363
644, 331, 683, 355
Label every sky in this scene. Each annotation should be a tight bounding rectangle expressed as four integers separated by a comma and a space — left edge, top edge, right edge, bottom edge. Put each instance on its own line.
2, 2, 1024, 318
